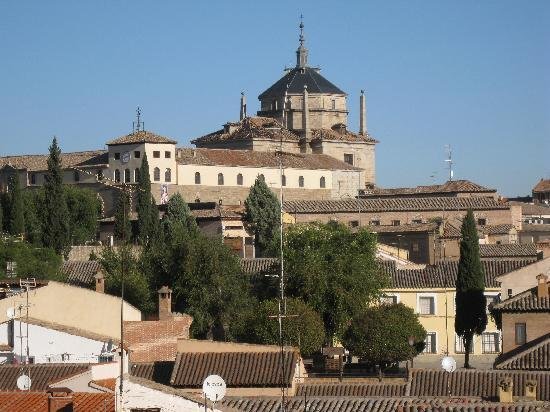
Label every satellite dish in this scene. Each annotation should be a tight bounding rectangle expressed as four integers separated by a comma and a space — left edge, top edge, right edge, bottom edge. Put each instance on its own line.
441, 356, 457, 373
202, 374, 226, 402
6, 307, 16, 319
16, 374, 31, 391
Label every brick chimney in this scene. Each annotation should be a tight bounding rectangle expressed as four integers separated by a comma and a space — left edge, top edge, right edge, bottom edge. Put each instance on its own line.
536, 273, 548, 299
47, 389, 73, 411
525, 380, 537, 400
158, 286, 173, 321
94, 269, 105, 294
498, 377, 513, 403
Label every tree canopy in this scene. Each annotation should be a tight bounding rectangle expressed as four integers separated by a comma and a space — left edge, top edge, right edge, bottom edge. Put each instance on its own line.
343, 303, 426, 368
455, 209, 487, 368
284, 221, 387, 344
0, 237, 63, 280
7, 174, 25, 236
65, 186, 100, 245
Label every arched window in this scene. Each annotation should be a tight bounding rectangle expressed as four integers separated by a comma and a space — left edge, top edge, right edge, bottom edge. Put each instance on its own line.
237, 173, 243, 186
134, 168, 140, 183
153, 167, 160, 182
74, 171, 80, 182
124, 168, 131, 183
195, 172, 201, 184
114, 169, 120, 183
218, 173, 224, 185
320, 176, 326, 188
165, 168, 171, 182
281, 175, 286, 187
299, 176, 304, 187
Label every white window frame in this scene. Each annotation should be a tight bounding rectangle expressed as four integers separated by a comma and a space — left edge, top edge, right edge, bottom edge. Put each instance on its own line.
417, 293, 437, 316
380, 293, 400, 305
481, 331, 501, 354
423, 332, 438, 354
484, 292, 499, 314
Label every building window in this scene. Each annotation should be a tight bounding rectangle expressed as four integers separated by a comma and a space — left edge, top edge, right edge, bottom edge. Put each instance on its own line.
134, 151, 140, 158
165, 151, 171, 158
380, 294, 398, 305
349, 220, 359, 228
134, 168, 140, 182
30, 173, 36, 185
165, 168, 171, 182
412, 241, 419, 252
218, 173, 224, 185
299, 176, 304, 187
114, 169, 121, 183
153, 167, 160, 182
392, 220, 401, 226
485, 294, 499, 313
195, 172, 201, 184
282, 175, 286, 187
344, 153, 354, 165
124, 168, 131, 183
507, 289, 513, 299
477, 218, 487, 226
320, 176, 326, 188
331, 99, 336, 110
369, 220, 380, 226
455, 334, 474, 354
74, 171, 80, 182
418, 296, 435, 315
61, 353, 70, 362
98, 353, 114, 363
412, 219, 422, 224
153, 151, 160, 158
515, 323, 526, 345
482, 332, 500, 354
236, 173, 243, 185
423, 332, 437, 354
114, 152, 120, 160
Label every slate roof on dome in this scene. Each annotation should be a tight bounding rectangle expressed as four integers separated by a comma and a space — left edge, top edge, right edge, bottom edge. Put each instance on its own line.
107, 130, 177, 145
259, 66, 345, 99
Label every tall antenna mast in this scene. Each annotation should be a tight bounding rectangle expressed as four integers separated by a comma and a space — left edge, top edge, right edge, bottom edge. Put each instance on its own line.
444, 145, 453, 181
132, 107, 144, 133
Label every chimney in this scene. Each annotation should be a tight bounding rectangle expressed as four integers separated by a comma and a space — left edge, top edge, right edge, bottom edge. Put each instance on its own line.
48, 389, 73, 411
158, 286, 173, 321
302, 85, 310, 141
240, 92, 247, 121
498, 378, 513, 403
525, 380, 537, 400
94, 269, 105, 294
536, 273, 548, 299
359, 90, 367, 135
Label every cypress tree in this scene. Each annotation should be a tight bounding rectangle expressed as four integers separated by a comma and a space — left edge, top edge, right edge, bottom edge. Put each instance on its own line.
136, 153, 153, 245
0, 196, 3, 234
455, 209, 487, 368
113, 190, 132, 243
244, 175, 280, 257
8, 174, 25, 236
42, 137, 70, 255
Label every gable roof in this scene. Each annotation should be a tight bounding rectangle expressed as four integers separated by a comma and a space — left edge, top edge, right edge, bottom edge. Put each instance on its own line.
170, 351, 298, 388
0, 150, 108, 172
508, 201, 550, 216
494, 333, 550, 371
0, 363, 90, 391
479, 243, 539, 258
533, 179, 550, 193
240, 258, 279, 275
177, 148, 360, 171
62, 260, 101, 286
259, 67, 345, 99
491, 283, 550, 312
367, 180, 496, 197
107, 130, 177, 145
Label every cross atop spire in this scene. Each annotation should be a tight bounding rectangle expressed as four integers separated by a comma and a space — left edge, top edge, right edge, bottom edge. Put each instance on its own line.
296, 15, 308, 68
133, 107, 144, 132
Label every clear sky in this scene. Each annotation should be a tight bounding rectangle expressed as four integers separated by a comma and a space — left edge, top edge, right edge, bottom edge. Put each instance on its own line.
1, 1, 548, 197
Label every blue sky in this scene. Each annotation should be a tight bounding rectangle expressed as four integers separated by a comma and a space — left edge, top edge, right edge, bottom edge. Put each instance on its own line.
1, 1, 548, 196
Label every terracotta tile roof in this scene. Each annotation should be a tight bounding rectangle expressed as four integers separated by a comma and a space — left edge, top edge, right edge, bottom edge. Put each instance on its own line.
259, 66, 346, 98
62, 260, 101, 286
106, 130, 177, 145
491, 283, 550, 312
508, 202, 550, 216
0, 150, 108, 172
240, 258, 279, 275
220, 397, 550, 412
170, 351, 298, 388
0, 363, 90, 391
0, 391, 116, 412
367, 180, 496, 197
521, 224, 550, 233
0, 392, 48, 411
311, 125, 378, 143
296, 382, 407, 397
284, 197, 509, 214
192, 117, 300, 145
177, 148, 360, 171
90, 378, 117, 392
369, 223, 439, 233
383, 259, 535, 289
191, 205, 244, 220
533, 179, 550, 193
72, 392, 115, 411
130, 361, 174, 386
479, 244, 538, 258
479, 224, 515, 235
409, 369, 550, 401
495, 333, 550, 371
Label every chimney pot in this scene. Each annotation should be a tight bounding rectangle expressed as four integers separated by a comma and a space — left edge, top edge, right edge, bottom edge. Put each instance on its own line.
536, 273, 549, 299
525, 380, 537, 400
158, 286, 173, 320
498, 378, 513, 403
94, 270, 105, 294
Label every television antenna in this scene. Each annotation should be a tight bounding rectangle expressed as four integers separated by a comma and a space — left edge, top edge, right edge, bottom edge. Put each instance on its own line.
441, 355, 456, 397
444, 145, 453, 181
202, 374, 226, 411
16, 374, 31, 391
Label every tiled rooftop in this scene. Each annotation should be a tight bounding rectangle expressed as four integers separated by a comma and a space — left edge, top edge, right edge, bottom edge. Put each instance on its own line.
106, 130, 177, 145
491, 283, 550, 312
533, 179, 550, 193
130, 361, 175, 386
0, 392, 115, 412
0, 150, 108, 172
508, 201, 550, 216
0, 363, 90, 391
177, 147, 360, 171
240, 258, 279, 275
259, 66, 345, 98
310, 125, 377, 143
494, 333, 550, 371
521, 224, 550, 233
479, 244, 539, 258
366, 180, 496, 196
296, 382, 407, 397
62, 260, 101, 286
369, 223, 439, 233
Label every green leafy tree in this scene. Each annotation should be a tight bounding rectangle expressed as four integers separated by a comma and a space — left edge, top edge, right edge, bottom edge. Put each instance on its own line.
65, 186, 100, 244
98, 246, 154, 313
162, 193, 196, 237
113, 190, 132, 243
245, 298, 325, 357
455, 209, 487, 368
244, 176, 280, 257
42, 137, 70, 255
284, 221, 387, 344
7, 174, 25, 236
23, 189, 43, 245
0, 238, 63, 280
343, 303, 426, 368
136, 153, 155, 245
